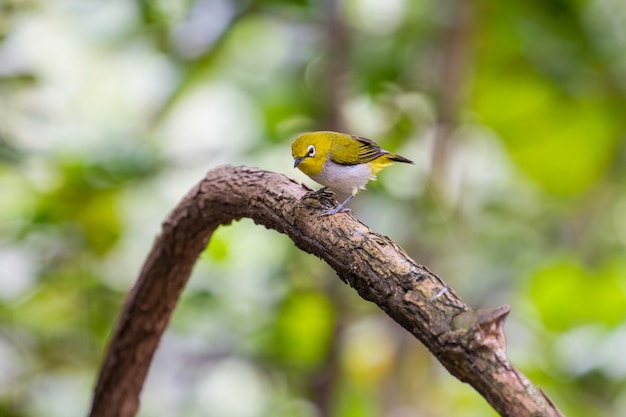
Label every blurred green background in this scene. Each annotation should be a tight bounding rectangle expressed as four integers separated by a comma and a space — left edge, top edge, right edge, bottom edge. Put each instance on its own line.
1, 0, 626, 416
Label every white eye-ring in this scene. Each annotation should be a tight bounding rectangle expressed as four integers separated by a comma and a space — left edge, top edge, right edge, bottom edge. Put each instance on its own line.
307, 145, 316, 157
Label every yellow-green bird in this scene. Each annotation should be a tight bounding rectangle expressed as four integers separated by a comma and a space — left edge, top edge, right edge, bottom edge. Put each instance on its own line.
292, 131, 414, 215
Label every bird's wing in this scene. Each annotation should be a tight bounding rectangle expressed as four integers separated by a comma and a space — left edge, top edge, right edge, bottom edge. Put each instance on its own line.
330, 135, 387, 165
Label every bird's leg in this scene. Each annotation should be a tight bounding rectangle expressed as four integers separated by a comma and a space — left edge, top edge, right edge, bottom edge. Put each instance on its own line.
304, 186, 329, 199
308, 186, 328, 196
319, 194, 354, 216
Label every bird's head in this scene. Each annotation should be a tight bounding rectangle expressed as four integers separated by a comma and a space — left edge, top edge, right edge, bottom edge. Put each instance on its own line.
291, 132, 331, 176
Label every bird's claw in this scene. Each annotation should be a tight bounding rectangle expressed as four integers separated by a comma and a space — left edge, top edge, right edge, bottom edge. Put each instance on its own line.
318, 207, 352, 217
305, 186, 331, 198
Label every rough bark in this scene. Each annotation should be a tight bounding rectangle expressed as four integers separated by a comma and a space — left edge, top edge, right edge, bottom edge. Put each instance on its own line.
89, 165, 564, 417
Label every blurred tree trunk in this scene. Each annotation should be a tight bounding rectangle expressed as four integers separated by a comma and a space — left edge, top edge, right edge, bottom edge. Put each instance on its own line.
89, 165, 564, 417
432, 0, 474, 195
323, 0, 348, 132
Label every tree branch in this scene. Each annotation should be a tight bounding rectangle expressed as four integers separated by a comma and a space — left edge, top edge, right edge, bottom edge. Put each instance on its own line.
89, 165, 563, 417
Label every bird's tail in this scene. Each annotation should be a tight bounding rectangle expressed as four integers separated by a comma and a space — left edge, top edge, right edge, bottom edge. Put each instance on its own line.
370, 152, 414, 174
388, 154, 414, 164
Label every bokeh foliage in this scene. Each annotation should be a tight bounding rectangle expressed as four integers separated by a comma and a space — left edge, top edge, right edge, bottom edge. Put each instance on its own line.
1, 0, 625, 416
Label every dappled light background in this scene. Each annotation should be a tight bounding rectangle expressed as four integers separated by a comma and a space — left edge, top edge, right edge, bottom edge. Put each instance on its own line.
1, 0, 626, 416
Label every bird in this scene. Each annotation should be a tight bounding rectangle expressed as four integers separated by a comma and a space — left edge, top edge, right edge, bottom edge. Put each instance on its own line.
291, 131, 413, 215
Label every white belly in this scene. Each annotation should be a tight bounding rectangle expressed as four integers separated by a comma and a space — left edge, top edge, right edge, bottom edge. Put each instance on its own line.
310, 160, 375, 195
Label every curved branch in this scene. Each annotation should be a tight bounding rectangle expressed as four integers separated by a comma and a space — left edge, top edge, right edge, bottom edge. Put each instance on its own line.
89, 165, 563, 417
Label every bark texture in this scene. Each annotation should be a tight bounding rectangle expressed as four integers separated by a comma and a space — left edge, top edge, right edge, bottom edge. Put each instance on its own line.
89, 165, 564, 417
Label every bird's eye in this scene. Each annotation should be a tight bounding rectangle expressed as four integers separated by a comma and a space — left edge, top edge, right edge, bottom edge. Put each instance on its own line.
307, 145, 316, 157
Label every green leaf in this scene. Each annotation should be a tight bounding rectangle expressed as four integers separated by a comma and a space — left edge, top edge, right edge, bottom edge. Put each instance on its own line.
271, 291, 335, 371
474, 70, 620, 196
529, 257, 626, 331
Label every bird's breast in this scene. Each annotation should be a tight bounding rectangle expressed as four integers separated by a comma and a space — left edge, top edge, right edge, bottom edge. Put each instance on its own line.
310, 160, 375, 194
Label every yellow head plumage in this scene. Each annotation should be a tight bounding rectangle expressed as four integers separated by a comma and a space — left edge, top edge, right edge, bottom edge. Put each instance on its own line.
291, 132, 332, 177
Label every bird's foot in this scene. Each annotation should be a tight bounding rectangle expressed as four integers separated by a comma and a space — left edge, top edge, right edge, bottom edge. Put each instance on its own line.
317, 194, 355, 217
305, 186, 330, 197
318, 206, 352, 217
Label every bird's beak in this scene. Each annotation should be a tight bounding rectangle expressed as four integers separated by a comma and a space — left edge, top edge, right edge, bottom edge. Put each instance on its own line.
293, 157, 304, 168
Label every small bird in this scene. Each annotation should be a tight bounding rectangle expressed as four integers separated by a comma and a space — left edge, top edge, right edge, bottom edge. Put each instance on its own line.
292, 131, 413, 215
